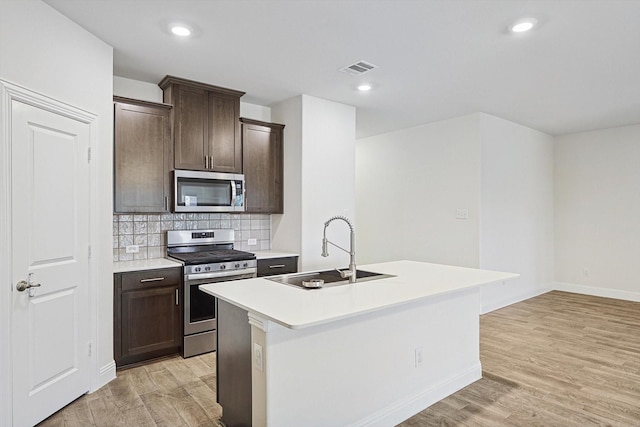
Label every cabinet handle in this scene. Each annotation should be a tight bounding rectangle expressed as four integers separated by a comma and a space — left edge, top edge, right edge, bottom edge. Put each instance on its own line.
164, 196, 168, 211
140, 277, 165, 283
205, 155, 209, 169
175, 289, 179, 306
269, 264, 286, 269
209, 155, 213, 169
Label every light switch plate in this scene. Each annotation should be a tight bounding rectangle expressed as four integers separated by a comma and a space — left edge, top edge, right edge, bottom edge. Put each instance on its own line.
248, 238, 257, 246
125, 245, 139, 253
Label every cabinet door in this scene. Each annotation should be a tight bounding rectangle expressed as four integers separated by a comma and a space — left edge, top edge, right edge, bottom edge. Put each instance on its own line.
174, 85, 208, 170
120, 285, 181, 364
242, 119, 284, 213
114, 268, 182, 367
114, 99, 172, 212
208, 92, 242, 173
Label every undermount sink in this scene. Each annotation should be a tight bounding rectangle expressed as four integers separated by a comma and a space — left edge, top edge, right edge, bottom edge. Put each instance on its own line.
267, 269, 394, 290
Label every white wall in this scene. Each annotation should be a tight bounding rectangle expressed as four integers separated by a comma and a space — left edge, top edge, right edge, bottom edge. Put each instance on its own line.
300, 95, 356, 270
356, 114, 481, 268
113, 76, 163, 102
479, 114, 554, 312
271, 96, 303, 257
0, 1, 114, 422
272, 95, 356, 270
240, 102, 271, 122
356, 113, 555, 312
554, 124, 640, 301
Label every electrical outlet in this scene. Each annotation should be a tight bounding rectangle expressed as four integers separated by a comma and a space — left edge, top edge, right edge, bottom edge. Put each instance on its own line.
254, 343, 264, 371
583, 268, 590, 277
456, 209, 469, 220
415, 347, 424, 368
248, 238, 257, 246
125, 245, 139, 254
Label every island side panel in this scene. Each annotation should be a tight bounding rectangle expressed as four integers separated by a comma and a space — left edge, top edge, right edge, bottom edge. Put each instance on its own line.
217, 299, 252, 427
261, 287, 481, 426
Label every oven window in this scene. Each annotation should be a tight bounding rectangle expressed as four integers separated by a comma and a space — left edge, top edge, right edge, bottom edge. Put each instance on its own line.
177, 178, 231, 207
189, 285, 216, 323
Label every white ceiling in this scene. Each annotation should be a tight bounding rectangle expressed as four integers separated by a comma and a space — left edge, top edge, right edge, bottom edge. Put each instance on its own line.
44, 0, 640, 139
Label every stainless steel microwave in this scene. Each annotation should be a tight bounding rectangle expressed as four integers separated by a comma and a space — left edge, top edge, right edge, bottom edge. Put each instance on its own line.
174, 170, 245, 212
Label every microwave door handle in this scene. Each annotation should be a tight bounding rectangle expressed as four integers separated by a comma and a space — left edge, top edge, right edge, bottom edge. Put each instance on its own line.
231, 181, 237, 206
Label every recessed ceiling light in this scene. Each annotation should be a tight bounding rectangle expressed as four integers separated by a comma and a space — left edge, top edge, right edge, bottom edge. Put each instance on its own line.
510, 18, 537, 33
358, 83, 372, 92
171, 25, 191, 37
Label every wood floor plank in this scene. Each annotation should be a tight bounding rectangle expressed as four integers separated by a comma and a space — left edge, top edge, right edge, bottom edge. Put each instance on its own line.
200, 373, 217, 393
140, 391, 188, 427
186, 383, 224, 421
169, 393, 214, 427
163, 357, 200, 384
126, 364, 160, 395
107, 372, 145, 411
148, 366, 181, 393
60, 398, 95, 427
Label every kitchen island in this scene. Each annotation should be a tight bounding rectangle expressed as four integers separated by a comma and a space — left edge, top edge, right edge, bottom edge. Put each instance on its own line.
201, 260, 518, 426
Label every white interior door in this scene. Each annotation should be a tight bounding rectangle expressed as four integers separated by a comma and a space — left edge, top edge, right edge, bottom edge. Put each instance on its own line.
11, 99, 91, 426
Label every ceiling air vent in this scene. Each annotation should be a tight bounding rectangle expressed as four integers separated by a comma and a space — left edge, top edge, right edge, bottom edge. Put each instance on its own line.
339, 60, 379, 76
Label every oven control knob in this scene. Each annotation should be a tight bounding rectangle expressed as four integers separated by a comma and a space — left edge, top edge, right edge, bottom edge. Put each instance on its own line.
243, 262, 248, 267
195, 267, 201, 272
234, 263, 240, 268
204, 266, 211, 271
220, 264, 226, 270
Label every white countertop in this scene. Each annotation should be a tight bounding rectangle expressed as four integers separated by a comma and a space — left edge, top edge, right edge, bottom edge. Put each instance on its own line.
113, 258, 183, 273
252, 250, 299, 259
112, 250, 297, 273
200, 260, 518, 329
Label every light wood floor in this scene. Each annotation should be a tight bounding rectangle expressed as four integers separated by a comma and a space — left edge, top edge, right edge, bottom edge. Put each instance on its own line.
39, 291, 640, 426
38, 352, 222, 427
399, 290, 640, 426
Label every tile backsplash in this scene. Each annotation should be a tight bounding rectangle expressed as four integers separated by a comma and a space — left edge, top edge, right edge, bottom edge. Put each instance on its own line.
113, 213, 271, 261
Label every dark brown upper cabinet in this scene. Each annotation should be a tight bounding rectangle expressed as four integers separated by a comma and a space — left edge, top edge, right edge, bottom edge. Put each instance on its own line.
159, 76, 244, 173
241, 118, 285, 213
113, 96, 172, 213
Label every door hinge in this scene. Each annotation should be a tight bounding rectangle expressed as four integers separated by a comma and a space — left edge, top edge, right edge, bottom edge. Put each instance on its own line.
88, 342, 92, 357
87, 147, 91, 162
88, 246, 92, 258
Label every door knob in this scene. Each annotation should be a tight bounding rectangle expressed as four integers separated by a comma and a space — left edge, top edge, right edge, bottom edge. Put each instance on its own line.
16, 273, 41, 292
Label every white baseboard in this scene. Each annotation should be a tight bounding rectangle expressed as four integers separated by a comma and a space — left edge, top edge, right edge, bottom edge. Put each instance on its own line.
350, 362, 482, 427
91, 360, 116, 393
553, 282, 640, 302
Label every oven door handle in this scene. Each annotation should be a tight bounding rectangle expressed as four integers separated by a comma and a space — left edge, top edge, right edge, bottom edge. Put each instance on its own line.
185, 268, 257, 281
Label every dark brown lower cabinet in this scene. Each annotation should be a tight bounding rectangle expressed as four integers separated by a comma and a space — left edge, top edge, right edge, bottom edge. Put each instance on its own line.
114, 267, 182, 367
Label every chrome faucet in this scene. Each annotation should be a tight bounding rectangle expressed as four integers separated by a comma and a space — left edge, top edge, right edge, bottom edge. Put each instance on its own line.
321, 215, 356, 283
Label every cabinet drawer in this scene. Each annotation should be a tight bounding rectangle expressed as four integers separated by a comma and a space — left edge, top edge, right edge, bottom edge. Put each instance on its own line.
120, 267, 181, 291
257, 257, 298, 277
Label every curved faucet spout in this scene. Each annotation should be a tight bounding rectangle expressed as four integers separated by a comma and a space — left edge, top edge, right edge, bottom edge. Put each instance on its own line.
321, 216, 356, 283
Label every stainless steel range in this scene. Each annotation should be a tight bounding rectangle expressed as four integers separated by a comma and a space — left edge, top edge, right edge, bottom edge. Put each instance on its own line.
167, 229, 257, 358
